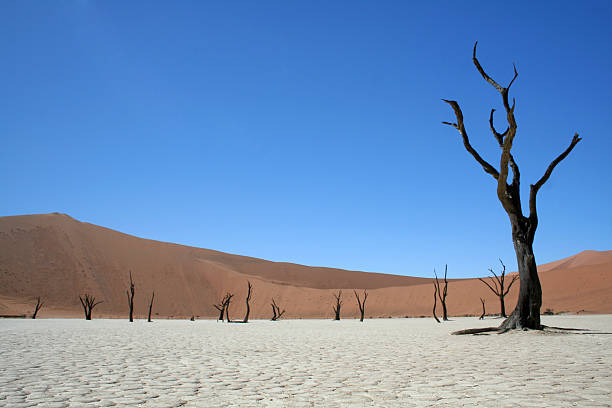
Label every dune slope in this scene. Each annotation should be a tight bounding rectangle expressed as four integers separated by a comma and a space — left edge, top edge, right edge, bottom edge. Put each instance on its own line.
0, 213, 610, 318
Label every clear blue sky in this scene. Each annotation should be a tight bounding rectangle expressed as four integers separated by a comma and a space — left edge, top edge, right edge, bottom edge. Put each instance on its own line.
1, 1, 610, 278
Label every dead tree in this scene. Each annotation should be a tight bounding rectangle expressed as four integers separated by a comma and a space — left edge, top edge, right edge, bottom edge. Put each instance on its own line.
478, 259, 519, 317
271, 298, 285, 321
126, 271, 135, 322
332, 290, 342, 320
147, 291, 155, 322
79, 294, 103, 320
32, 297, 44, 319
354, 289, 368, 322
242, 281, 253, 323
213, 293, 231, 322
432, 282, 440, 323
224, 293, 234, 323
444, 42, 581, 332
479, 298, 486, 320
433, 266, 449, 321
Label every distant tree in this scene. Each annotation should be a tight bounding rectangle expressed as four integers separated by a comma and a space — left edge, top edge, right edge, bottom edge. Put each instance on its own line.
353, 289, 368, 322
213, 293, 231, 322
32, 297, 44, 319
147, 291, 155, 323
432, 283, 440, 323
242, 281, 253, 323
332, 290, 342, 321
79, 294, 102, 320
126, 271, 135, 322
224, 293, 234, 323
433, 266, 449, 321
478, 259, 518, 318
479, 298, 486, 320
443, 42, 581, 332
270, 298, 285, 321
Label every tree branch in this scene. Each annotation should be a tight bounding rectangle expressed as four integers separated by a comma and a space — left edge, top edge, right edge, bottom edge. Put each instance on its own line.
478, 277, 500, 296
529, 133, 582, 219
503, 275, 519, 296
473, 41, 504, 93
442, 99, 500, 179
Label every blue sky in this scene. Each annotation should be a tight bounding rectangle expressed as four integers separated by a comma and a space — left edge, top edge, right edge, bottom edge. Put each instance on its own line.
1, 1, 610, 278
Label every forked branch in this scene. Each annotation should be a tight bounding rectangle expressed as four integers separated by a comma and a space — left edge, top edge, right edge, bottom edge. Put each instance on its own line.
32, 297, 45, 319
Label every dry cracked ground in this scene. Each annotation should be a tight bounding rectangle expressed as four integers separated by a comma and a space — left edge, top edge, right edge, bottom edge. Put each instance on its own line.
1, 315, 611, 407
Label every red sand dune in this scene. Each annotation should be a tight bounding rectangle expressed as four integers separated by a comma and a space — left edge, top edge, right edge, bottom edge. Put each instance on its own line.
0, 213, 610, 319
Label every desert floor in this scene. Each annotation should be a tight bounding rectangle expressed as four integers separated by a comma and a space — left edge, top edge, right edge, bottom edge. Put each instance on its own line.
1, 316, 611, 407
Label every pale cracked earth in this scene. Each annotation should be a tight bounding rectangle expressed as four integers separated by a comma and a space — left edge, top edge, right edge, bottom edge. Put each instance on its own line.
1, 315, 611, 407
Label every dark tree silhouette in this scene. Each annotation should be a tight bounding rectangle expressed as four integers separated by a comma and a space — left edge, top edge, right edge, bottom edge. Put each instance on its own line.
478, 259, 519, 318
432, 282, 440, 323
433, 266, 449, 321
479, 298, 486, 320
353, 289, 368, 322
242, 281, 253, 323
332, 290, 342, 321
213, 293, 231, 322
224, 293, 234, 323
148, 291, 155, 322
79, 294, 102, 320
270, 298, 285, 321
32, 297, 44, 319
126, 271, 135, 322
444, 42, 581, 333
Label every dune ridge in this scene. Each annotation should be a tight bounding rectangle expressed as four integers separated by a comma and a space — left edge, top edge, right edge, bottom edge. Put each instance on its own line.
0, 213, 610, 319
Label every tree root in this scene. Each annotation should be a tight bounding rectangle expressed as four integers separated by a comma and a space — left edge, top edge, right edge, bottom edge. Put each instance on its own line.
453, 324, 592, 335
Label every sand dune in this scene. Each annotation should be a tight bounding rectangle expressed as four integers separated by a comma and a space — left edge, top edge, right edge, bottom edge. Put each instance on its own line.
0, 213, 610, 319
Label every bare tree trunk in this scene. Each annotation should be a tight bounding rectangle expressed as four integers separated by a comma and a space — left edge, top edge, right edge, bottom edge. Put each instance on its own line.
332, 290, 342, 321
479, 298, 486, 320
225, 295, 232, 323
354, 290, 368, 322
500, 236, 542, 330
432, 283, 440, 323
433, 266, 449, 321
271, 298, 285, 321
126, 271, 135, 322
148, 291, 154, 322
32, 297, 44, 319
243, 281, 253, 323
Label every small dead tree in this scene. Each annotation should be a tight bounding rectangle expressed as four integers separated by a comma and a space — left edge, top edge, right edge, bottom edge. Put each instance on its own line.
213, 293, 231, 322
79, 294, 103, 320
444, 42, 581, 332
32, 297, 44, 319
432, 282, 440, 323
354, 289, 368, 322
126, 271, 135, 322
433, 265, 449, 321
243, 281, 253, 323
271, 298, 285, 321
147, 291, 155, 322
224, 293, 234, 323
332, 290, 342, 321
479, 298, 486, 320
478, 259, 519, 317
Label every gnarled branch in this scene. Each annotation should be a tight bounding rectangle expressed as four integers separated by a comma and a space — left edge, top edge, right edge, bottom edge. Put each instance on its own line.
529, 133, 582, 220
443, 99, 500, 179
